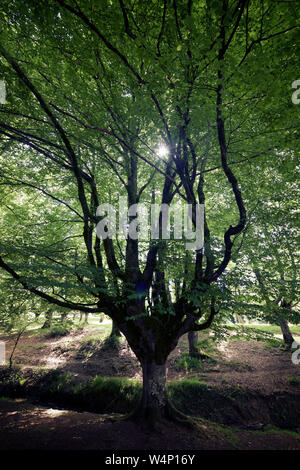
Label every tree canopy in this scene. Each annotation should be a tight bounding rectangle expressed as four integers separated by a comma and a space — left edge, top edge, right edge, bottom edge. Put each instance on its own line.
0, 0, 299, 423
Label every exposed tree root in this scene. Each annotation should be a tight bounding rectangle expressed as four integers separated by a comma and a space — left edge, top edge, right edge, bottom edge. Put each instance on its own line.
120, 398, 196, 431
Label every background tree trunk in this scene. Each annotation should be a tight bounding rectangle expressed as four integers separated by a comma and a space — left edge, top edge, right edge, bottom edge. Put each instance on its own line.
235, 314, 245, 324
99, 313, 105, 323
60, 312, 68, 324
9, 327, 26, 368
110, 320, 121, 337
188, 331, 199, 357
42, 310, 53, 329
279, 319, 294, 347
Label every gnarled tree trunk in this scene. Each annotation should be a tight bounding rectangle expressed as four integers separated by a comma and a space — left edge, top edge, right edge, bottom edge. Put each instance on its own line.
140, 361, 167, 422
131, 359, 183, 426
128, 354, 190, 427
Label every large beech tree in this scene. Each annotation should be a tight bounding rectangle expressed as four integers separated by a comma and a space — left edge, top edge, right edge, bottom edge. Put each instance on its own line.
0, 0, 299, 423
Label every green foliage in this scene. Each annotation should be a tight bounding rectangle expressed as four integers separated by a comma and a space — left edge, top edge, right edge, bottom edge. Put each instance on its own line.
29, 369, 74, 397
45, 325, 71, 338
0, 367, 141, 414
0, 0, 299, 413
102, 334, 122, 351
287, 377, 300, 386
196, 336, 219, 355
0, 0, 297, 323
73, 376, 142, 413
76, 337, 102, 359
226, 325, 283, 348
76, 331, 122, 359
0, 366, 24, 397
246, 324, 300, 336
251, 425, 300, 438
225, 184, 300, 329
176, 336, 218, 371
176, 353, 204, 372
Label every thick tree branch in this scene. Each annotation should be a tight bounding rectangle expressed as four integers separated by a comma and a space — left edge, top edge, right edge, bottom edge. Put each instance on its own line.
208, 1, 247, 283
55, 0, 145, 84
0, 255, 99, 313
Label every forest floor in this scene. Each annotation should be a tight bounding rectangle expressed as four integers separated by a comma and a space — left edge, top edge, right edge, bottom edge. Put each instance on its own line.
0, 320, 299, 450
0, 397, 299, 451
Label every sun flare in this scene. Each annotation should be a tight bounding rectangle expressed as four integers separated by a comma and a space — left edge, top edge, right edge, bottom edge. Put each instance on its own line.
157, 143, 169, 158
